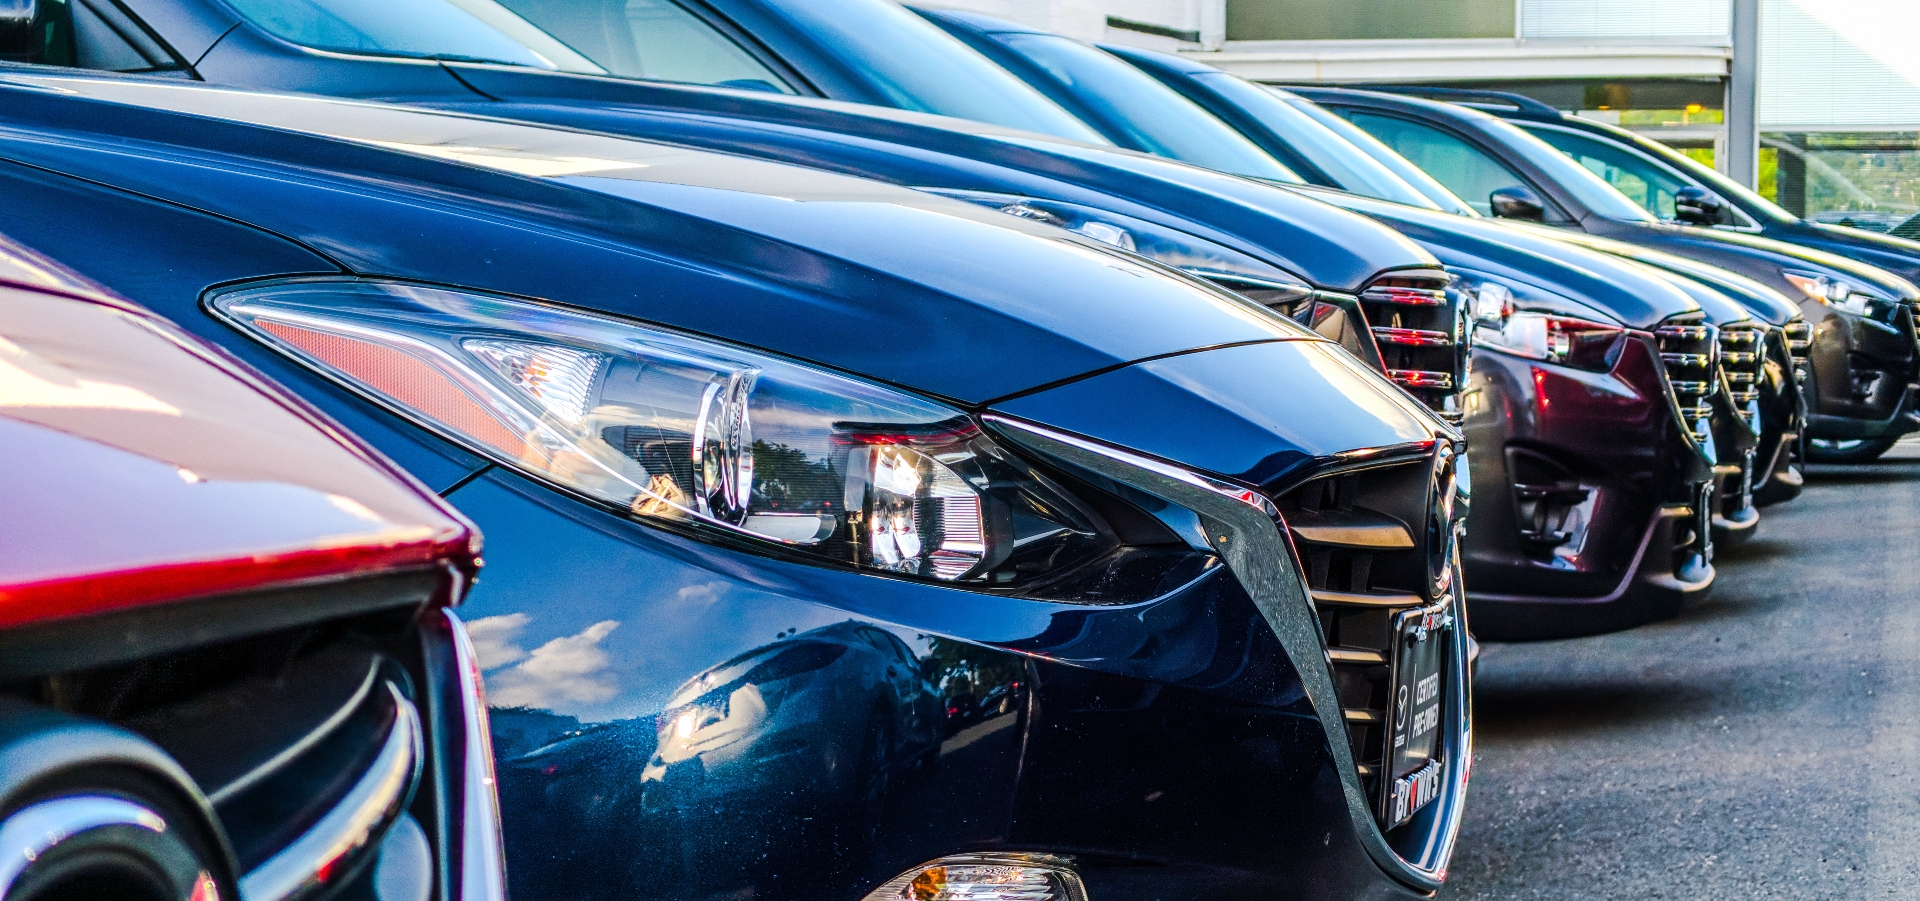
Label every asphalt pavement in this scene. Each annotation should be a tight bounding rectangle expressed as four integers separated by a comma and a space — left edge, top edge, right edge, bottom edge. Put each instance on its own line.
1441, 439, 1920, 899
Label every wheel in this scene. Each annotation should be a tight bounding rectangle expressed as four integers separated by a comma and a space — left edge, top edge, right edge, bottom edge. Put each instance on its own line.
1805, 436, 1898, 464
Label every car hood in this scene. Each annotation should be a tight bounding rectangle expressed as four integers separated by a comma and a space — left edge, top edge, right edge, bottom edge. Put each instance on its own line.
0, 71, 1315, 405
432, 64, 1439, 291
1602, 219, 1920, 303
1793, 221, 1920, 285
993, 339, 1443, 487
1309, 190, 1700, 329
1510, 226, 1801, 325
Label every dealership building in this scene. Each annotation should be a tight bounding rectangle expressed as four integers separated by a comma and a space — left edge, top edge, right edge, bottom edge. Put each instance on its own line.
933, 0, 1920, 229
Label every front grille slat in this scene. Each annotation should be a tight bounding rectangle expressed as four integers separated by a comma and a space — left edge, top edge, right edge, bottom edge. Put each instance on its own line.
1717, 323, 1769, 421
1655, 320, 1721, 445
1328, 647, 1389, 665
1275, 452, 1457, 832
1371, 326, 1452, 347
1358, 272, 1466, 422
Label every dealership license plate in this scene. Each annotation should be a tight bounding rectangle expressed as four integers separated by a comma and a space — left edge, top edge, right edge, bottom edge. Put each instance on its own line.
1384, 604, 1451, 829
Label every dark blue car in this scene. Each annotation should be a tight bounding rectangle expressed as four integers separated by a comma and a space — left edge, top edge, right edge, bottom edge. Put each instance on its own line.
0, 68, 1470, 901
0, 0, 1480, 421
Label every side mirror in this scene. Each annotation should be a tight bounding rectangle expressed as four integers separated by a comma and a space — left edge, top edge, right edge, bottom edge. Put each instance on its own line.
0, 0, 37, 63
1674, 185, 1724, 225
1489, 185, 1546, 222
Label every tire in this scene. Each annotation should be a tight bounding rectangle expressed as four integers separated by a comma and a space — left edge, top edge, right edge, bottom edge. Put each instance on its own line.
1805, 436, 1899, 464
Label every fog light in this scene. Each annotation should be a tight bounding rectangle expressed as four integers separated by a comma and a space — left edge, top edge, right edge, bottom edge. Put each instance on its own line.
861, 854, 1088, 901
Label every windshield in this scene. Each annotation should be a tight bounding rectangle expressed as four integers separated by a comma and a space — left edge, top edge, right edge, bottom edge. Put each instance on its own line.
1188, 73, 1436, 206
750, 0, 1108, 142
223, 0, 803, 93
1481, 115, 1657, 222
990, 33, 1297, 181
1282, 93, 1478, 216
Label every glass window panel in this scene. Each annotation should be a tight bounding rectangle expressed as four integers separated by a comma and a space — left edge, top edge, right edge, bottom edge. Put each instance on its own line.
1527, 126, 1693, 220
499, 0, 793, 93
989, 34, 1296, 181
1345, 112, 1538, 217
750, 0, 1107, 143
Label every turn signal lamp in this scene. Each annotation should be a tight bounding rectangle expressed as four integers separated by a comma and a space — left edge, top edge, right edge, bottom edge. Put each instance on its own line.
861, 854, 1089, 901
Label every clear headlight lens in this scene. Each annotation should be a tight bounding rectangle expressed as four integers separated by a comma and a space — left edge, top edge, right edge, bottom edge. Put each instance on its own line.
1783, 269, 1882, 316
919, 188, 1315, 305
862, 854, 1089, 901
1453, 269, 1624, 372
210, 279, 1109, 583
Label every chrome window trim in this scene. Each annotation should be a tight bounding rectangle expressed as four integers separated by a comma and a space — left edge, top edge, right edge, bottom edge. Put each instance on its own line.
444, 610, 509, 901
982, 415, 1469, 892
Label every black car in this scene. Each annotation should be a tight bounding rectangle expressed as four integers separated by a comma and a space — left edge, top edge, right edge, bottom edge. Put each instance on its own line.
1394, 87, 1920, 283
0, 68, 1471, 901
1295, 85, 1920, 463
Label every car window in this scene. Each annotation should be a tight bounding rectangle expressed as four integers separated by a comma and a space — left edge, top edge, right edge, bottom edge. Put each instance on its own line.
1624, 130, 1795, 226
1524, 125, 1704, 220
498, 0, 794, 92
1345, 111, 1544, 218
1282, 95, 1478, 216
219, 0, 796, 93
749, 0, 1108, 143
987, 34, 1298, 181
223, 0, 577, 68
1187, 73, 1435, 205
1480, 116, 1657, 223
20, 0, 185, 73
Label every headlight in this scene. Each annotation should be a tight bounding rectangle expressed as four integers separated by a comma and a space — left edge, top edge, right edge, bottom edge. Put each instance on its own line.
210, 279, 1111, 584
919, 189, 1315, 306
1783, 269, 1885, 316
1452, 269, 1624, 372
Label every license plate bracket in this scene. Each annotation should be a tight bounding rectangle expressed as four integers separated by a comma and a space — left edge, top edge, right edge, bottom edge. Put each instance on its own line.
1382, 603, 1451, 828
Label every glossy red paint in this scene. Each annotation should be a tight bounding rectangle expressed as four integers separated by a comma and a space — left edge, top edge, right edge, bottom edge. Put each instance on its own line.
0, 246, 479, 629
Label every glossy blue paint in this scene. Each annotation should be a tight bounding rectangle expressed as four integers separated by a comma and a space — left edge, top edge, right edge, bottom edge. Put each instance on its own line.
0, 72, 1318, 406
74, 0, 1442, 294
0, 68, 1456, 900
996, 341, 1438, 489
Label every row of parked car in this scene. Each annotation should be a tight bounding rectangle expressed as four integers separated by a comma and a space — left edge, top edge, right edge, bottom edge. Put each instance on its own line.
6, 1, 1919, 900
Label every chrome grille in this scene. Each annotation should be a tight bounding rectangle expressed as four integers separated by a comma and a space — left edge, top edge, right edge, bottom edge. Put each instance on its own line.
1654, 319, 1720, 445
1781, 318, 1812, 384
1718, 323, 1765, 427
1359, 271, 1467, 421
1273, 450, 1454, 824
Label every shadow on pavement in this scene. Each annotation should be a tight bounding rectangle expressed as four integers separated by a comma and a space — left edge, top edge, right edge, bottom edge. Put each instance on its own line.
1469, 675, 1720, 738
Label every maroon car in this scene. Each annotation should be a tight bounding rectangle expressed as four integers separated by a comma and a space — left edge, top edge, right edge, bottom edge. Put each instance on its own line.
0, 240, 504, 901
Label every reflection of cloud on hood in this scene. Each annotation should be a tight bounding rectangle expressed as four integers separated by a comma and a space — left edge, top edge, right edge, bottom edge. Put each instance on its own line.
488, 620, 623, 709
465, 613, 531, 671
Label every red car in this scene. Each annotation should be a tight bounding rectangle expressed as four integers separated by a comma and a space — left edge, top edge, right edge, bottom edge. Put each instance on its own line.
0, 239, 504, 901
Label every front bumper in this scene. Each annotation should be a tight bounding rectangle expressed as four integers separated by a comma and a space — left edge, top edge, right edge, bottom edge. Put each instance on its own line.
1461, 337, 1716, 640
449, 412, 1467, 901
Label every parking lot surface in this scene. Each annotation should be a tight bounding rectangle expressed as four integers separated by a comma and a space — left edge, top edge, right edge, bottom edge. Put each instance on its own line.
1444, 440, 1920, 899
